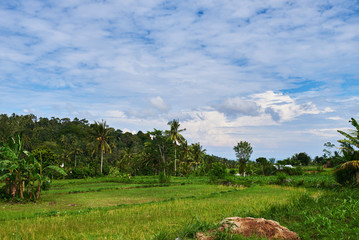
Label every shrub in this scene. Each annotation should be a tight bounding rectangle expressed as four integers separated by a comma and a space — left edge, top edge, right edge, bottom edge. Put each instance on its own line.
68, 167, 95, 179
275, 173, 288, 184
158, 172, 171, 183
109, 166, 121, 177
334, 164, 358, 186
209, 162, 228, 183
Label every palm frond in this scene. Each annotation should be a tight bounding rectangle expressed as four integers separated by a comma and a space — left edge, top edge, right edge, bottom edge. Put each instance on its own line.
340, 160, 359, 170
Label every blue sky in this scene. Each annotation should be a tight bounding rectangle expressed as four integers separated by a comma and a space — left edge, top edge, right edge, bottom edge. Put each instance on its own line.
1, 0, 359, 160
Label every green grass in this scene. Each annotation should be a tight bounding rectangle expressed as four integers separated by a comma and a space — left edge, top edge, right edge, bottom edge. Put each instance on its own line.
0, 181, 306, 240
1, 175, 357, 240
0, 183, 235, 221
248, 188, 359, 240
231, 172, 338, 188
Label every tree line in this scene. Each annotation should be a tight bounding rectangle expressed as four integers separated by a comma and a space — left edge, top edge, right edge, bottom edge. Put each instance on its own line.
0, 114, 234, 179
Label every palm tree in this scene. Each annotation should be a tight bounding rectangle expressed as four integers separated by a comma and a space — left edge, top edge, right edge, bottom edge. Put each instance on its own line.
166, 119, 186, 175
92, 120, 113, 174
190, 143, 206, 171
179, 140, 190, 175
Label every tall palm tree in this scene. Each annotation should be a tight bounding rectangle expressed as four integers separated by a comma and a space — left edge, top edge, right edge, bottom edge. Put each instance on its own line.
166, 119, 186, 174
92, 120, 113, 174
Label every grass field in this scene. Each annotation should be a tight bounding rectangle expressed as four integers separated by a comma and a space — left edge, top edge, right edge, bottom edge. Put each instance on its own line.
1, 176, 358, 239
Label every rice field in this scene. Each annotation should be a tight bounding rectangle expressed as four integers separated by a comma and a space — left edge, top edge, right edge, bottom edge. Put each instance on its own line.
0, 179, 308, 240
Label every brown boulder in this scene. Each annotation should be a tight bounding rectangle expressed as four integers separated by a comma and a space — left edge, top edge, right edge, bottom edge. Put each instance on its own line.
196, 217, 299, 240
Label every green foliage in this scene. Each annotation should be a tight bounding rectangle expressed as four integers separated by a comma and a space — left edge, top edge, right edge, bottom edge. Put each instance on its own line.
0, 114, 234, 178
68, 167, 95, 179
32, 146, 58, 167
209, 162, 228, 183
291, 152, 311, 166
334, 161, 359, 186
233, 141, 253, 174
158, 172, 171, 183
280, 166, 303, 176
337, 117, 359, 149
247, 189, 359, 240
0, 135, 66, 201
229, 169, 236, 175
91, 120, 113, 174
176, 217, 216, 239
165, 119, 186, 175
275, 172, 288, 184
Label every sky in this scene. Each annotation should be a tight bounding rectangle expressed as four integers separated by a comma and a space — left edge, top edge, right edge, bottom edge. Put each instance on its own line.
1, 0, 359, 160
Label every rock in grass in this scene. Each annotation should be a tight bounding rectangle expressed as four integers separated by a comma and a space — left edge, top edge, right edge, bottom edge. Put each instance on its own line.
196, 217, 300, 240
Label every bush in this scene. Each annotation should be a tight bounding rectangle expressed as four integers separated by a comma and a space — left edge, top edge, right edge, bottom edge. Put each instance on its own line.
275, 172, 288, 184
281, 166, 303, 176
209, 162, 228, 183
109, 166, 121, 177
158, 172, 171, 183
229, 169, 236, 175
67, 167, 95, 179
334, 166, 358, 186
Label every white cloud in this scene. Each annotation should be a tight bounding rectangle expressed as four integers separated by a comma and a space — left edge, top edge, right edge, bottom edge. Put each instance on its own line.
0, 0, 358, 159
149, 96, 169, 112
215, 97, 260, 117
250, 91, 333, 122
106, 110, 127, 119
326, 116, 345, 121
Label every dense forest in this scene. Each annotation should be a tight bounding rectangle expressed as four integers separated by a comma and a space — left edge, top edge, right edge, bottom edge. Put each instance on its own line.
0, 113, 234, 178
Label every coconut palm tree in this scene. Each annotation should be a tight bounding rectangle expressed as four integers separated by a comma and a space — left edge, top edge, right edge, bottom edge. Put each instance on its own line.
166, 119, 186, 175
91, 120, 113, 174
190, 143, 206, 171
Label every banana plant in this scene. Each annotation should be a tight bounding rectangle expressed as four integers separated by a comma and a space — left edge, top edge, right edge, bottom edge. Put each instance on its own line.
0, 135, 66, 201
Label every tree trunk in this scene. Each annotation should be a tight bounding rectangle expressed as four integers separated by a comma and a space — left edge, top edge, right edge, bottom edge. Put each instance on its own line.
36, 180, 41, 200
100, 149, 104, 174
10, 183, 16, 201
159, 145, 166, 176
174, 146, 177, 175
19, 180, 24, 199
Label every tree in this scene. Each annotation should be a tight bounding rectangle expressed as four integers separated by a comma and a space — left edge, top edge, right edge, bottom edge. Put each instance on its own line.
256, 157, 270, 175
166, 119, 186, 175
190, 142, 206, 171
178, 140, 190, 175
91, 120, 113, 174
233, 141, 253, 174
291, 152, 311, 166
323, 142, 335, 159
147, 129, 172, 175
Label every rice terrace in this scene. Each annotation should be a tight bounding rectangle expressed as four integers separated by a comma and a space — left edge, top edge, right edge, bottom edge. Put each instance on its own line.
1, 1, 359, 240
